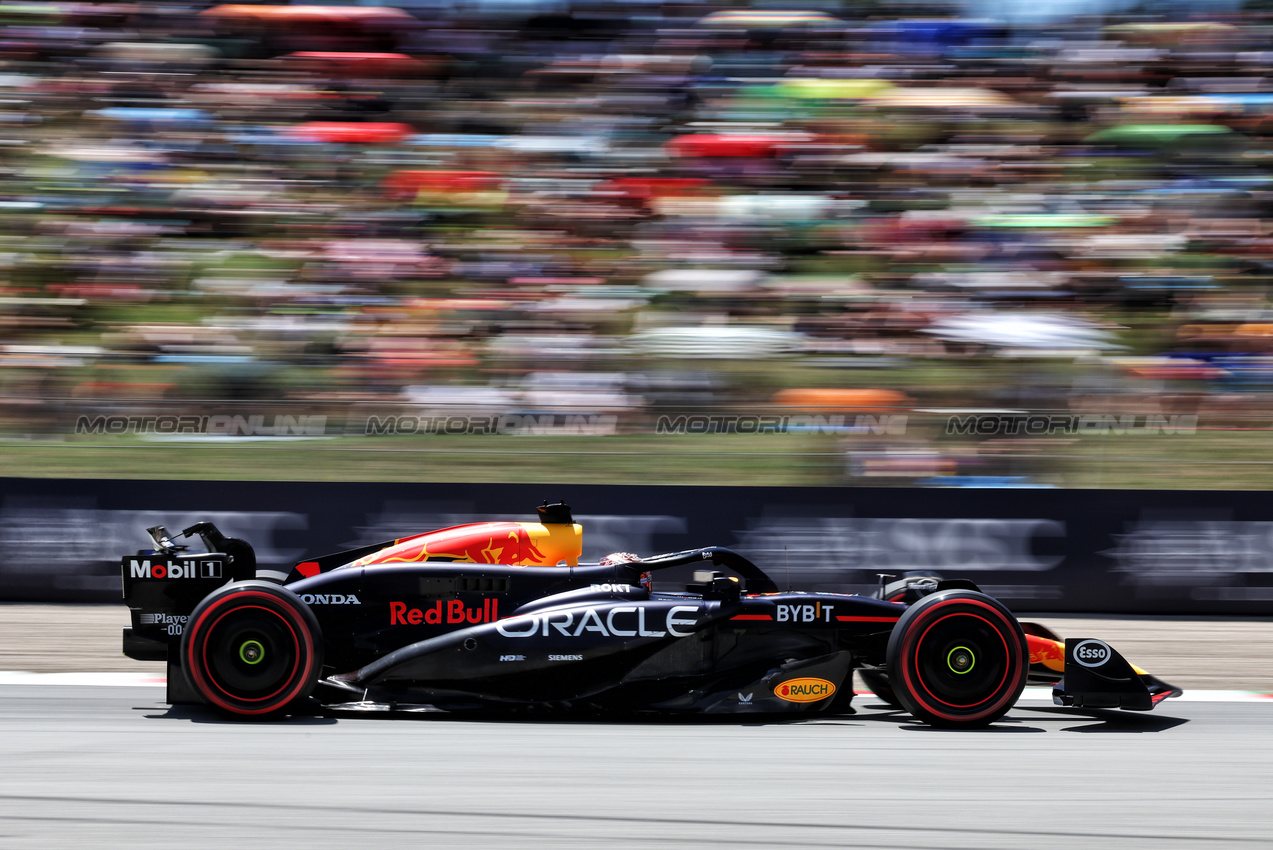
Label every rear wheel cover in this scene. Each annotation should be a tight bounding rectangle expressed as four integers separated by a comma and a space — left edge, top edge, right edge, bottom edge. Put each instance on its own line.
182, 582, 322, 718
887, 591, 1027, 728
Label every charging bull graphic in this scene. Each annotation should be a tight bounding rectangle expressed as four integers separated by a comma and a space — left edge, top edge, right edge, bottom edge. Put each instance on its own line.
351, 521, 582, 568
1027, 633, 1066, 673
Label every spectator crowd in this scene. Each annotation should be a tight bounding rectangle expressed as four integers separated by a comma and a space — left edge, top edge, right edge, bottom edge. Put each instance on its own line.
2, 0, 1273, 482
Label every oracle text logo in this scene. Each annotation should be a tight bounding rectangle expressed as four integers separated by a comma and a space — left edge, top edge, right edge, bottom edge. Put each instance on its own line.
495, 605, 700, 639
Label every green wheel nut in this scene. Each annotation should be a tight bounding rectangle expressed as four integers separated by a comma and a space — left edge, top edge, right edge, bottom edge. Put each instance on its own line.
239, 639, 265, 665
947, 646, 975, 674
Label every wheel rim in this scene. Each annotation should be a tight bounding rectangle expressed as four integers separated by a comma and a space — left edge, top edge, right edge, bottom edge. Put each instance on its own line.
913, 612, 1009, 709
202, 605, 300, 703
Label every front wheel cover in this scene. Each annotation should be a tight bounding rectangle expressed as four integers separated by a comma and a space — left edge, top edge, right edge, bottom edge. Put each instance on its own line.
181, 581, 322, 719
886, 590, 1027, 728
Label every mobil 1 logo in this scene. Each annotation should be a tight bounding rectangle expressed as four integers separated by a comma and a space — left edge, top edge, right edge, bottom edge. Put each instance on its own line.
127, 558, 223, 580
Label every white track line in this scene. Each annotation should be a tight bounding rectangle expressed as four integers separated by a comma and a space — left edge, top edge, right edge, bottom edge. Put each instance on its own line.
1016, 687, 1272, 703
0, 673, 1270, 702
0, 672, 166, 687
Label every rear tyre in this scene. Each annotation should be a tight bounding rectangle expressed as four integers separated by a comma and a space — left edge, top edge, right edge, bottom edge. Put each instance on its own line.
886, 589, 1027, 728
181, 581, 322, 719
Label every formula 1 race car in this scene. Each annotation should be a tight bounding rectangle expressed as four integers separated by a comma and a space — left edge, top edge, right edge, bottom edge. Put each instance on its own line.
120, 502, 1182, 727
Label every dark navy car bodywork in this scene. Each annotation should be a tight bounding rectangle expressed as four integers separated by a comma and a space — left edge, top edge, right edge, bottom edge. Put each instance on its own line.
121, 503, 1180, 727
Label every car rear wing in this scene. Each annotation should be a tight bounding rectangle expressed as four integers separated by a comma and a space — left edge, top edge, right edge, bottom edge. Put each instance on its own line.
120, 523, 256, 662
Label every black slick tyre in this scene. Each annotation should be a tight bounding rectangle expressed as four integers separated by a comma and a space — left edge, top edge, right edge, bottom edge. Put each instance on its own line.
181, 580, 322, 719
885, 589, 1027, 728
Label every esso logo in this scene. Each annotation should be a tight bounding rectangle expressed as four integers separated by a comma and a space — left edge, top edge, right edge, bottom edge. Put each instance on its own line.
1073, 639, 1112, 668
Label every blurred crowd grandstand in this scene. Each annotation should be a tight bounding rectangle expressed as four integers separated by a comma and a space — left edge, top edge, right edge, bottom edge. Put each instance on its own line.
2, 0, 1273, 485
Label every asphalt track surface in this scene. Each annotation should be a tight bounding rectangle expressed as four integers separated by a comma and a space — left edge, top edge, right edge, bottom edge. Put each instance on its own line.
0, 684, 1271, 850
2, 605, 1272, 849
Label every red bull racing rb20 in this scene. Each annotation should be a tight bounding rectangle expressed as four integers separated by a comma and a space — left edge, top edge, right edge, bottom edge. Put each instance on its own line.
120, 502, 1182, 727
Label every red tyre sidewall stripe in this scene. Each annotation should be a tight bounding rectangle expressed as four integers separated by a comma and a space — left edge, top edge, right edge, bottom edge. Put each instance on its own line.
913, 612, 1008, 709
898, 598, 1024, 723
185, 590, 315, 716
202, 605, 300, 704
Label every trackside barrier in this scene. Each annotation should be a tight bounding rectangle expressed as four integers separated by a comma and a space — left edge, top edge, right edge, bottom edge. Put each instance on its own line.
0, 477, 1270, 614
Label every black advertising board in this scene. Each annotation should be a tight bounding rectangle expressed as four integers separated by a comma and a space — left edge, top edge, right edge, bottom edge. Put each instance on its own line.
1, 477, 1270, 615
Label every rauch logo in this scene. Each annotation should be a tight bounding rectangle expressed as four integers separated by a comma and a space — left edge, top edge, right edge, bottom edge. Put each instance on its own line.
774, 677, 836, 703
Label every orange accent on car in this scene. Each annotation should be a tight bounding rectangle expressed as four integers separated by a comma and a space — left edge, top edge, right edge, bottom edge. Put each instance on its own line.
1027, 633, 1066, 672
351, 521, 582, 568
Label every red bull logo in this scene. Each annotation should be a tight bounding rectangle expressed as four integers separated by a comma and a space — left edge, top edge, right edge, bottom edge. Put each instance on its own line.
390, 598, 499, 626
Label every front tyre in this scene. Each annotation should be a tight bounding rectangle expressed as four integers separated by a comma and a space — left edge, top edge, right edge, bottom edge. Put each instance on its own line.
181, 581, 322, 719
886, 590, 1027, 728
